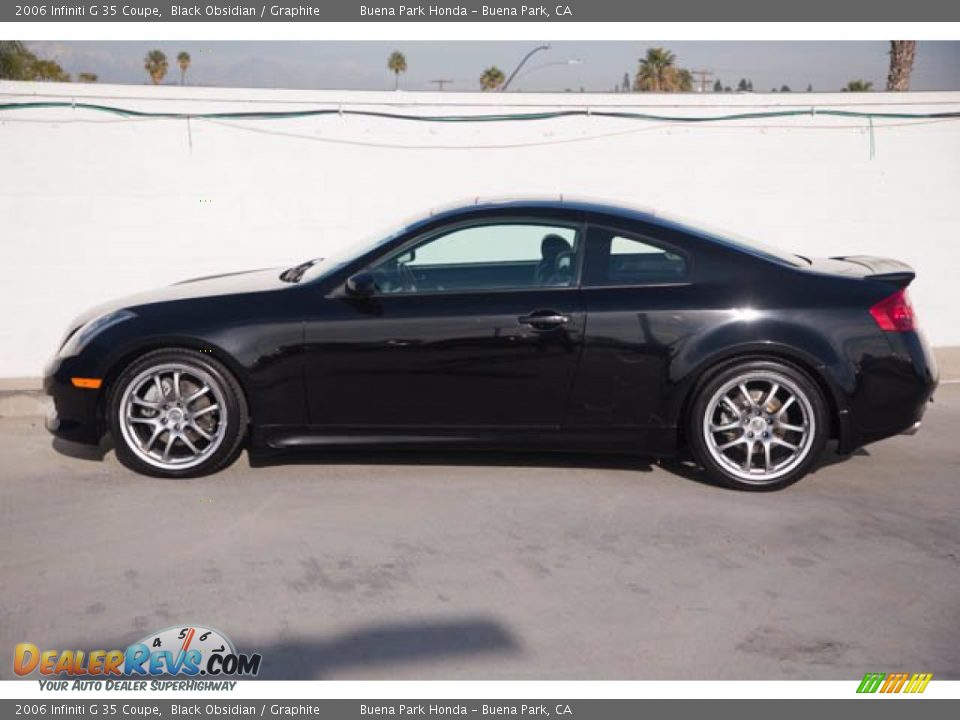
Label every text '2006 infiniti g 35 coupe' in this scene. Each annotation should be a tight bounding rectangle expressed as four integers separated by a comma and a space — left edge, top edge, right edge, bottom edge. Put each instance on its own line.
45, 198, 938, 490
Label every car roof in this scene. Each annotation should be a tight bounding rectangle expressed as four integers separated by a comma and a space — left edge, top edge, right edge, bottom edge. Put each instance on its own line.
424, 195, 706, 238
428, 195, 657, 222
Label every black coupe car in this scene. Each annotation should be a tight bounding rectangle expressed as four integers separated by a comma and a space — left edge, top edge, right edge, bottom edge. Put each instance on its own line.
45, 198, 938, 489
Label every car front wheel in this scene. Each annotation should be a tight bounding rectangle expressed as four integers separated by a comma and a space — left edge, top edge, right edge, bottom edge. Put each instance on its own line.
688, 360, 828, 491
108, 349, 248, 478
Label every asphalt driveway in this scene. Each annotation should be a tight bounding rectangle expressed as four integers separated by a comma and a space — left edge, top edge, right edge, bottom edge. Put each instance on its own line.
1, 385, 958, 680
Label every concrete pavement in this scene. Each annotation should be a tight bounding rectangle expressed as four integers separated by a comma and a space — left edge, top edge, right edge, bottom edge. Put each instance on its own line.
1, 387, 958, 680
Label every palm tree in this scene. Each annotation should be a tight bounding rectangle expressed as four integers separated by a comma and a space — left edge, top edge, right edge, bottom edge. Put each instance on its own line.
634, 47, 677, 91
479, 66, 506, 91
177, 51, 191, 85
844, 79, 873, 92
887, 41, 916, 91
144, 50, 168, 85
676, 68, 693, 92
387, 50, 407, 90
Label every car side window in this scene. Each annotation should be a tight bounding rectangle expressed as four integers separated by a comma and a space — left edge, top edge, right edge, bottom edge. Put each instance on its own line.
368, 222, 580, 294
583, 226, 688, 287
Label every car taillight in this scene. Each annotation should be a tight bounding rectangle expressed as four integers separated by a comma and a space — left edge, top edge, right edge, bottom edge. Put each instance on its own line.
870, 288, 916, 332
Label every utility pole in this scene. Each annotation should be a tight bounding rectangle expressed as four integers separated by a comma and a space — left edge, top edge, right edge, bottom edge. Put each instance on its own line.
430, 79, 454, 91
690, 69, 714, 93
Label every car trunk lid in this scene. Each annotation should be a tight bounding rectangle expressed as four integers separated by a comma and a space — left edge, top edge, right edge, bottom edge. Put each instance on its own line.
807, 255, 915, 288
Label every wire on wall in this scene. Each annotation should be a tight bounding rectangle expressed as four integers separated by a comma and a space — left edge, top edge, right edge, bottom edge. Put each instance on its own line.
2, 100, 960, 123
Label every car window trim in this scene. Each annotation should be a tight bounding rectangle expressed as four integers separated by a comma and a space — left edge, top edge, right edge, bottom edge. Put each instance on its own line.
356, 215, 587, 298
582, 222, 694, 289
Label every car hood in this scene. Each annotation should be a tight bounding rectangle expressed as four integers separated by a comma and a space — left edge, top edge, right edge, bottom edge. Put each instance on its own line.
67, 267, 287, 329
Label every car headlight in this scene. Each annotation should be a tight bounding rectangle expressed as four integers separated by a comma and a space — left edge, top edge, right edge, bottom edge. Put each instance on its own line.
60, 310, 136, 357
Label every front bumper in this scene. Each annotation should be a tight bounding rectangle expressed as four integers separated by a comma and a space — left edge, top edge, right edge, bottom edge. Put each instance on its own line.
43, 355, 104, 446
900, 420, 923, 436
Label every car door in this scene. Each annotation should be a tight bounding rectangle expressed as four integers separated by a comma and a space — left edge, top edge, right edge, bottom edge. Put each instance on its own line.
565, 221, 695, 433
302, 217, 587, 429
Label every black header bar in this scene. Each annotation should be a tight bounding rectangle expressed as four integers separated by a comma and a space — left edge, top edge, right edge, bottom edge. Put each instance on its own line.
3, 0, 958, 22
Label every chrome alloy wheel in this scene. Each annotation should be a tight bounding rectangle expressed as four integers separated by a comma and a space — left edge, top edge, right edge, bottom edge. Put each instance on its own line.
118, 362, 228, 471
702, 371, 816, 484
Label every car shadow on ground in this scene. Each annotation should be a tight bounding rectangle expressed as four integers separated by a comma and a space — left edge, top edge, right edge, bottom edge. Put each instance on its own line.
250, 617, 520, 679
249, 447, 734, 488
50, 433, 867, 490
247, 440, 869, 489
51, 435, 113, 462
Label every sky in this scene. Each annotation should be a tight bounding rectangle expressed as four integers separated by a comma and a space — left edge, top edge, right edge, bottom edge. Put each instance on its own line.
23, 40, 960, 93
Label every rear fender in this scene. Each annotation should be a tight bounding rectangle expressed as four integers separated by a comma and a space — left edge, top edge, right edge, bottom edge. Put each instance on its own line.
667, 318, 855, 444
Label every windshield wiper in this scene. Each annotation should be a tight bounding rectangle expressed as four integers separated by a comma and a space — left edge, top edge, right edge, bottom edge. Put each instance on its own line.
280, 258, 322, 283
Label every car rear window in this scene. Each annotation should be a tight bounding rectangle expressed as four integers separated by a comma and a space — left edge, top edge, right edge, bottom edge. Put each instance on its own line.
584, 227, 689, 286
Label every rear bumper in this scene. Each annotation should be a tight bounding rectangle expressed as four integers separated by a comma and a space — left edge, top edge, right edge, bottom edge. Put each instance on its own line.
841, 330, 938, 452
43, 356, 103, 446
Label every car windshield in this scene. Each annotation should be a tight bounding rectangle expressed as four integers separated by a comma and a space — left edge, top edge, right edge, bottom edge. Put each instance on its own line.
285, 215, 424, 283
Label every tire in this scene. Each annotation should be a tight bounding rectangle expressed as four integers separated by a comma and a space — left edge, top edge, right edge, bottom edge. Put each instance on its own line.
108, 348, 248, 478
687, 359, 828, 491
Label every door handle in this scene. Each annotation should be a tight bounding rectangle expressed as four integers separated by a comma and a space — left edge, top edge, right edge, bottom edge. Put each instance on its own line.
518, 312, 570, 329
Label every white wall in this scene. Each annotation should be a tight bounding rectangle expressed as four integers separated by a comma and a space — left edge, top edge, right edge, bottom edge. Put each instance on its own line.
1, 81, 959, 377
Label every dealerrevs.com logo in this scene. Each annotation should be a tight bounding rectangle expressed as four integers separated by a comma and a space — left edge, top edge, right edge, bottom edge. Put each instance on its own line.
14, 625, 261, 679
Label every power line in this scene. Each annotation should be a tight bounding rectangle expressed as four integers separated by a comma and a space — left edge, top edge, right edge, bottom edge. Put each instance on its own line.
1, 100, 959, 123
2, 88, 957, 110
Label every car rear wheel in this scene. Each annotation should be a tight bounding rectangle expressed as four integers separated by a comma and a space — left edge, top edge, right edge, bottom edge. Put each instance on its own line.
688, 360, 828, 491
108, 349, 248, 478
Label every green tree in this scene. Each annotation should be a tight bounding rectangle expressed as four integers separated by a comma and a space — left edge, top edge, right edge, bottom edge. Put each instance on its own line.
780, 84, 791, 92
0, 41, 70, 82
387, 50, 407, 90
713, 78, 723, 92
634, 47, 676, 91
479, 65, 506, 91
0, 41, 32, 79
633, 47, 695, 92
29, 59, 70, 82
144, 49, 168, 85
176, 51, 191, 85
844, 79, 873, 92
887, 41, 916, 91
78, 72, 98, 83
736, 78, 753, 92
621, 72, 630, 92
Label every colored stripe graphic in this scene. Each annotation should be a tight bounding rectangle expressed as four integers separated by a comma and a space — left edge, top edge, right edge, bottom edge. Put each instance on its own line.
857, 673, 886, 693
857, 672, 932, 694
904, 673, 933, 693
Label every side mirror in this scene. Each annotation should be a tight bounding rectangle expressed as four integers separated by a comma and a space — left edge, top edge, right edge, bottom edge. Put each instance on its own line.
345, 272, 376, 298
